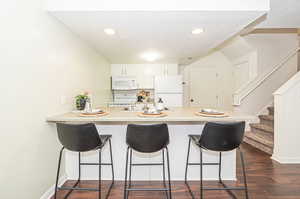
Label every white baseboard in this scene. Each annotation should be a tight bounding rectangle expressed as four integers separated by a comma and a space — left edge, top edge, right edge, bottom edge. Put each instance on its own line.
40, 175, 67, 199
271, 155, 300, 164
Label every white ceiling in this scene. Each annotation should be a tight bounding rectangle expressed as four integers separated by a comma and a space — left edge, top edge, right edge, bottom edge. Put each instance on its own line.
47, 0, 269, 12
51, 11, 265, 65
258, 0, 300, 28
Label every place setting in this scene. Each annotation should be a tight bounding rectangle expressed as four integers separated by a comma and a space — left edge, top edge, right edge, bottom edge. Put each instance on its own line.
78, 109, 110, 117
137, 108, 168, 118
195, 108, 229, 117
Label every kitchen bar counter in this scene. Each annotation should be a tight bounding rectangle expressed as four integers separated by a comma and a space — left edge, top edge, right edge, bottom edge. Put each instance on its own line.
47, 107, 255, 181
46, 107, 256, 123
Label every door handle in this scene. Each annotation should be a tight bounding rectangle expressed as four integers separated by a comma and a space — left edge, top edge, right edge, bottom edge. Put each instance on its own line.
190, 99, 194, 102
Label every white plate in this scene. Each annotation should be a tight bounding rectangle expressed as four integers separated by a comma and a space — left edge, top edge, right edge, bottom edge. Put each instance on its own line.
73, 109, 103, 114
200, 108, 224, 114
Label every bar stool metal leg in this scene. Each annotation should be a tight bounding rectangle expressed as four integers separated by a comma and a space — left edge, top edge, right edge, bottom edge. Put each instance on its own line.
55, 148, 82, 199
184, 138, 191, 183
54, 147, 64, 199
218, 152, 222, 183
99, 149, 102, 199
109, 139, 115, 182
123, 147, 172, 199
184, 138, 196, 199
165, 147, 172, 199
55, 124, 114, 199
108, 138, 115, 196
162, 149, 169, 199
126, 148, 133, 199
218, 152, 236, 199
129, 148, 133, 188
239, 147, 249, 199
185, 122, 248, 199
124, 147, 130, 199
200, 148, 203, 199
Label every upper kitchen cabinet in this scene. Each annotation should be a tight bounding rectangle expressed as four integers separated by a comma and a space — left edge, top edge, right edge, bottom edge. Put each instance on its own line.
111, 64, 126, 76
111, 64, 143, 76
162, 64, 178, 76
111, 64, 178, 89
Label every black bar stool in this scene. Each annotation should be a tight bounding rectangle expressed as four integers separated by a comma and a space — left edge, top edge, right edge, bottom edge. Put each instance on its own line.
184, 122, 249, 199
124, 123, 172, 199
54, 123, 114, 199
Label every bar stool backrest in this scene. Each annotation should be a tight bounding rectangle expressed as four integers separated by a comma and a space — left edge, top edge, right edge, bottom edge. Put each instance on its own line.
56, 123, 101, 152
126, 123, 169, 153
199, 122, 245, 152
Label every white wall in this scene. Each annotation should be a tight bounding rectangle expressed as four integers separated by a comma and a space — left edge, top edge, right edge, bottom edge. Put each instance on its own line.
0, 1, 111, 199
237, 54, 297, 114
221, 34, 298, 114
182, 52, 234, 110
220, 36, 257, 91
244, 34, 298, 75
238, 34, 298, 114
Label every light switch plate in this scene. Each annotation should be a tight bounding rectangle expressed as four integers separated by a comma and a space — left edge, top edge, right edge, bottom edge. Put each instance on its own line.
60, 96, 67, 105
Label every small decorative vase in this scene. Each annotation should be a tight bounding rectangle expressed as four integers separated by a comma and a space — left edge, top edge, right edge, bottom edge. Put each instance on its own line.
76, 98, 86, 110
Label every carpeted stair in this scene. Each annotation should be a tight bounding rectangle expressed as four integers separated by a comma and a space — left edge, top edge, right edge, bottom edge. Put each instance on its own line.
244, 106, 274, 155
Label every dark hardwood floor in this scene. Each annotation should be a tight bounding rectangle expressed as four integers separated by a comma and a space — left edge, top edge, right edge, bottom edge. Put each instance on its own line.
52, 143, 300, 199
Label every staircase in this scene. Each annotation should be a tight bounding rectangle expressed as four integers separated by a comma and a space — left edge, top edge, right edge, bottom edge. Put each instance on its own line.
244, 106, 274, 155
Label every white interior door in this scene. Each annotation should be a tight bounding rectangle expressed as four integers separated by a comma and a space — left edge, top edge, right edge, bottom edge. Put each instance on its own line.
189, 67, 218, 108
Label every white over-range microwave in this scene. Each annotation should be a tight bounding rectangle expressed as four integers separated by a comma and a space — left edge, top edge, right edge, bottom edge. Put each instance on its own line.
111, 76, 138, 90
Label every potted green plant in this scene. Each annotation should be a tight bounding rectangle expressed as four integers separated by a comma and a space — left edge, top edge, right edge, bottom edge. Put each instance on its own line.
75, 92, 89, 110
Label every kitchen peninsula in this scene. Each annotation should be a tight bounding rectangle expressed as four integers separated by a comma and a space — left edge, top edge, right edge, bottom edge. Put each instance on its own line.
47, 107, 255, 181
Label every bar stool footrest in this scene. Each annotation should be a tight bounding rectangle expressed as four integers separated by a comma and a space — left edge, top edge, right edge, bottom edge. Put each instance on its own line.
80, 162, 112, 165
203, 187, 246, 190
58, 187, 100, 191
188, 163, 219, 165
126, 188, 170, 191
131, 163, 164, 166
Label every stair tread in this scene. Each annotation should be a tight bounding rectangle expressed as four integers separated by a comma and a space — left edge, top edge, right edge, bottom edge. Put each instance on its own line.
259, 114, 274, 121
245, 131, 273, 147
243, 137, 273, 155
250, 123, 274, 133
267, 106, 274, 115
268, 106, 274, 111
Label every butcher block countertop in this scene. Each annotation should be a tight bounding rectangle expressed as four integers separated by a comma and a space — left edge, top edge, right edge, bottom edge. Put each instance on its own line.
46, 107, 256, 124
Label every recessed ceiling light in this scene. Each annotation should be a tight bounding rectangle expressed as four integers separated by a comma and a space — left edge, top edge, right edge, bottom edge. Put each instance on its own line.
192, 28, 204, 35
104, 28, 116, 35
141, 51, 161, 62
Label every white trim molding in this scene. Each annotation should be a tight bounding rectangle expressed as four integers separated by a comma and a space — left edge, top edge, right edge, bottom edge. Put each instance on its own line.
272, 71, 300, 165
271, 155, 300, 164
40, 175, 67, 199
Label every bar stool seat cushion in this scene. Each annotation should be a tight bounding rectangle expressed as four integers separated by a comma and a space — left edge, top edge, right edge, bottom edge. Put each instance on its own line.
189, 122, 245, 152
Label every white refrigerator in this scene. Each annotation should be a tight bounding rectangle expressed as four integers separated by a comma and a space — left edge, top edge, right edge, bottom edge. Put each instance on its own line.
154, 75, 183, 107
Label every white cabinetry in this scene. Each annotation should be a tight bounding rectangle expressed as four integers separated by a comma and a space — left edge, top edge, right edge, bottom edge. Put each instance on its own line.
111, 64, 127, 76
111, 64, 178, 89
162, 64, 178, 76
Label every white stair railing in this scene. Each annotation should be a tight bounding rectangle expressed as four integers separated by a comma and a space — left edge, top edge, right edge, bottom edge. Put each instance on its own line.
273, 71, 300, 163
233, 47, 300, 106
